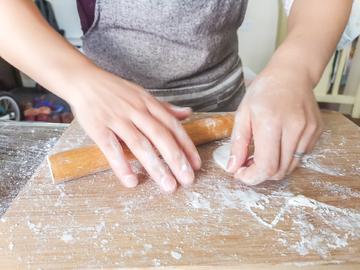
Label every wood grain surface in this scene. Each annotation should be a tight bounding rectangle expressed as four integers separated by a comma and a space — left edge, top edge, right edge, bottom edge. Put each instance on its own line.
0, 121, 68, 217
0, 111, 360, 269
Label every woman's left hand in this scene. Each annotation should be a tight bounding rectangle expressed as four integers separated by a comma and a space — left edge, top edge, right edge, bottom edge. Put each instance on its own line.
226, 66, 323, 185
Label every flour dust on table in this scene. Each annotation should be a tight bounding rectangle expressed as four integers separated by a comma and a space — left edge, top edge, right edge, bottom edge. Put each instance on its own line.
1, 112, 360, 269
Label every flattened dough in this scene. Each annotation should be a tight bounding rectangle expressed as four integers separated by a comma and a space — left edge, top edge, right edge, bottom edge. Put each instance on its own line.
213, 144, 255, 171
213, 144, 231, 171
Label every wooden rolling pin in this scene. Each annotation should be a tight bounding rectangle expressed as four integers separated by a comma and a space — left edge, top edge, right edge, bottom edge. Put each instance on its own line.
48, 114, 235, 183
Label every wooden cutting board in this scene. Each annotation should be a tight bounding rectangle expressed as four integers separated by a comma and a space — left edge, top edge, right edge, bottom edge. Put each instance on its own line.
1, 111, 360, 270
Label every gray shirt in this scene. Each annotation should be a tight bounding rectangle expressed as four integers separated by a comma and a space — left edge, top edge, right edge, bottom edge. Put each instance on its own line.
82, 0, 248, 111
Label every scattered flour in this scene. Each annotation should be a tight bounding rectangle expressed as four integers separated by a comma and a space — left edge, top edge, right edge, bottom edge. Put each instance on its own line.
312, 180, 360, 199
122, 249, 134, 257
183, 178, 360, 259
152, 258, 161, 266
171, 251, 182, 260
1, 217, 8, 223
288, 195, 317, 208
0, 132, 63, 217
299, 154, 346, 177
27, 221, 41, 234
61, 233, 73, 243
95, 221, 106, 233
2, 119, 360, 268
184, 190, 212, 212
297, 129, 359, 177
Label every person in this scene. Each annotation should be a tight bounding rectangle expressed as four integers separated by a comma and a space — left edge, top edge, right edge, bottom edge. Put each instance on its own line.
0, 0, 353, 192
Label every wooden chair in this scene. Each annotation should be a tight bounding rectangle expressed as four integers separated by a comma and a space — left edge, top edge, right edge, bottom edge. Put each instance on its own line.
276, 0, 360, 118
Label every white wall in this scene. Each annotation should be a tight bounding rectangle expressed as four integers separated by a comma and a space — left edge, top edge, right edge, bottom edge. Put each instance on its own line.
238, 0, 279, 75
21, 0, 83, 87
47, 0, 83, 39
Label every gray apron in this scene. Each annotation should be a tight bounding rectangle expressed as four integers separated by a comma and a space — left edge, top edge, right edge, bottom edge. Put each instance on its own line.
82, 0, 248, 111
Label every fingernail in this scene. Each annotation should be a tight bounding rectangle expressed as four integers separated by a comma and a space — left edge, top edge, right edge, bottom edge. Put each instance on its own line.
123, 175, 138, 188
226, 156, 236, 172
247, 155, 254, 161
236, 166, 246, 174
171, 106, 192, 112
181, 168, 195, 187
193, 153, 202, 169
162, 177, 177, 192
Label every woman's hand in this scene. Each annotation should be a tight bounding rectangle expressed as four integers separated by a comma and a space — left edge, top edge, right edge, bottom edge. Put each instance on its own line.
69, 69, 201, 192
0, 0, 200, 193
226, 66, 323, 185
226, 0, 352, 185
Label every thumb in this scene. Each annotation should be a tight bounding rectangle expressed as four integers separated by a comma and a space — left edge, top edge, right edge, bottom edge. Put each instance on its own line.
226, 110, 252, 173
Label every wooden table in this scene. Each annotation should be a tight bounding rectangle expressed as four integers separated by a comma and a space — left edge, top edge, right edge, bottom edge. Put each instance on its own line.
0, 121, 68, 217
0, 111, 360, 269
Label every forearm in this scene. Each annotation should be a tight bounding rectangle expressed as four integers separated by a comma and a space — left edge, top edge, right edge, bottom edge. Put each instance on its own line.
265, 0, 352, 87
0, 0, 97, 101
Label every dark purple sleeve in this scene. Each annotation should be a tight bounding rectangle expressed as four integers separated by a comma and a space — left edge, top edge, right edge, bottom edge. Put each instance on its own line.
76, 0, 96, 35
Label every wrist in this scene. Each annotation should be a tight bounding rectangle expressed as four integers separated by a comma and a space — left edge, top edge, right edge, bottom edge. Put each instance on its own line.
44, 58, 103, 104
264, 48, 324, 90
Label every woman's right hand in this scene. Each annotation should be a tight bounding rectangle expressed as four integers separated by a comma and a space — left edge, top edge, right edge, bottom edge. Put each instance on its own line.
68, 69, 201, 193
0, 0, 200, 193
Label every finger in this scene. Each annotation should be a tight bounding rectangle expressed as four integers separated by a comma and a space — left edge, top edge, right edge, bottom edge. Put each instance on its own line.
161, 102, 192, 121
227, 110, 252, 173
114, 121, 178, 193
271, 122, 304, 180
126, 107, 197, 188
133, 113, 195, 187
305, 131, 322, 155
234, 120, 281, 185
305, 124, 323, 154
286, 121, 319, 174
145, 100, 201, 170
88, 127, 138, 188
